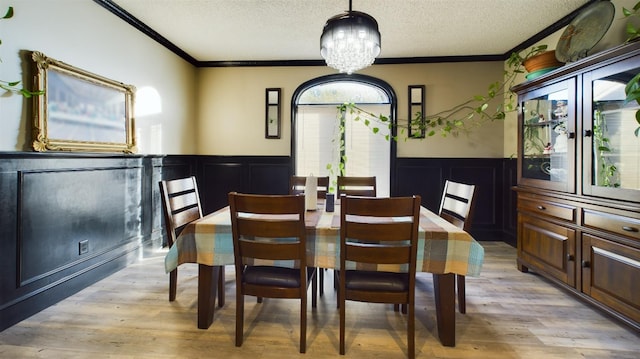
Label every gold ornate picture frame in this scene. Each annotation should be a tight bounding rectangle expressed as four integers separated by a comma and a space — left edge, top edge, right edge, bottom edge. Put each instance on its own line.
31, 52, 136, 153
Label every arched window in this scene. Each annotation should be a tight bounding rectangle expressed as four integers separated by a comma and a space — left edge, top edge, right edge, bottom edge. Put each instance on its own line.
291, 74, 397, 196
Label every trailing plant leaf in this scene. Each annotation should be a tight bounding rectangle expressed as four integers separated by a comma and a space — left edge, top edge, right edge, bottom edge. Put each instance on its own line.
623, 2, 640, 43
593, 108, 620, 187
2, 6, 13, 19
325, 45, 555, 182
336, 45, 551, 141
1, 7, 44, 97
624, 72, 640, 137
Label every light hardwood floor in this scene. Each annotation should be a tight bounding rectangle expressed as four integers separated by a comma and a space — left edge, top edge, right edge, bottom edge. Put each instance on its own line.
1, 242, 638, 358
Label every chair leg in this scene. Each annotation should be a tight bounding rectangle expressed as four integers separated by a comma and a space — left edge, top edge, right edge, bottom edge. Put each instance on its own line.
457, 274, 466, 314
339, 290, 346, 355
300, 292, 307, 353
319, 268, 324, 297
408, 300, 415, 359
311, 269, 318, 309
236, 290, 244, 347
217, 266, 225, 307
335, 270, 340, 309
169, 268, 177, 302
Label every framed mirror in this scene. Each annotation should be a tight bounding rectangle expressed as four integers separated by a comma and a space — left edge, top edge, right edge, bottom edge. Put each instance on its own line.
266, 88, 281, 139
408, 85, 425, 138
31, 51, 136, 153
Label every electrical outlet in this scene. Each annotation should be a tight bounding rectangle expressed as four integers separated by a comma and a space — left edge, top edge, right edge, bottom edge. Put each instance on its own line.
79, 240, 89, 255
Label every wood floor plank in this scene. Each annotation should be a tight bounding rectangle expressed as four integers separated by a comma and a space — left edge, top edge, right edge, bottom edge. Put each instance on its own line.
0, 242, 638, 358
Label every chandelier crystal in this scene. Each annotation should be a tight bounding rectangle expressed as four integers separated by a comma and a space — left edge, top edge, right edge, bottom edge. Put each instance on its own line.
320, 1, 381, 74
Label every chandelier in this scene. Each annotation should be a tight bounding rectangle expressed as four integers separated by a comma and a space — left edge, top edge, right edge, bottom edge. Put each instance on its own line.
320, 0, 381, 74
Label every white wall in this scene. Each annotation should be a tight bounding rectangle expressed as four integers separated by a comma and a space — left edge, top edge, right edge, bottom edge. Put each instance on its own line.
0, 0, 197, 154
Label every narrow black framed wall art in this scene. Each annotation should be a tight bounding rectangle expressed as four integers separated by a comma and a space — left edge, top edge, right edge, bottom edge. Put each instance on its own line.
265, 88, 281, 139
408, 85, 425, 139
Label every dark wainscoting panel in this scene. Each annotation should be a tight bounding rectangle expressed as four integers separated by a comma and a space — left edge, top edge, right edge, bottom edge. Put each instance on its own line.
197, 156, 291, 213
394, 163, 444, 210
201, 162, 244, 214
0, 153, 153, 332
394, 158, 516, 241
502, 158, 518, 244
19, 167, 137, 286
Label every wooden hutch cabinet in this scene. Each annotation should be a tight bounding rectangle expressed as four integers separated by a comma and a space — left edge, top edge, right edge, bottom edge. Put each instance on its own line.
513, 41, 640, 331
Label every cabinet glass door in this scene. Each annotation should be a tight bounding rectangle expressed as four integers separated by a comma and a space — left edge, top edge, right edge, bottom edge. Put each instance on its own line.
584, 59, 640, 201
519, 79, 575, 192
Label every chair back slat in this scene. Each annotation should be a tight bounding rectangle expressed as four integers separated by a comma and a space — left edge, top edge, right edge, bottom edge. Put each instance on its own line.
164, 177, 197, 194
168, 191, 200, 213
337, 176, 377, 197
342, 194, 414, 216
439, 212, 466, 230
233, 193, 303, 214
239, 240, 300, 261
171, 207, 202, 231
345, 242, 411, 265
344, 221, 414, 242
290, 176, 329, 198
236, 217, 302, 238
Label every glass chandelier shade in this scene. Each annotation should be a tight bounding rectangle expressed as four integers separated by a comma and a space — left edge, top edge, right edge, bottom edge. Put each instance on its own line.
320, 10, 381, 74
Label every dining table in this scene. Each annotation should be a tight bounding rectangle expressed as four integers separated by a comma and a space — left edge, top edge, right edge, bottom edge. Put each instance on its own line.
165, 199, 484, 347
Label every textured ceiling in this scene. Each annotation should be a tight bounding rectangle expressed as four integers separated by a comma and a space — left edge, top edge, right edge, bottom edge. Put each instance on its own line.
108, 0, 592, 62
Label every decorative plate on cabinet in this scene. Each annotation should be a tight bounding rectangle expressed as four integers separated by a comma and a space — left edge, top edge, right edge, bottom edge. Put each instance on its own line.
555, 1, 615, 63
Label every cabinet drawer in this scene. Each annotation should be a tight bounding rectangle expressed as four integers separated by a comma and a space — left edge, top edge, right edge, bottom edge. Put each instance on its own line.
583, 209, 640, 241
518, 197, 576, 222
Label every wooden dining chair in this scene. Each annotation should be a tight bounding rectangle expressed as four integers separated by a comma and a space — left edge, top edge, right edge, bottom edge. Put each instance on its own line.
290, 175, 331, 296
228, 192, 317, 353
338, 195, 421, 359
334, 176, 377, 294
290, 175, 330, 199
159, 176, 225, 305
438, 180, 477, 314
337, 176, 377, 197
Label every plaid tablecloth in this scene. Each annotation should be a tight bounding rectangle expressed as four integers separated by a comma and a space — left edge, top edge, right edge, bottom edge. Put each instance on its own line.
165, 205, 483, 277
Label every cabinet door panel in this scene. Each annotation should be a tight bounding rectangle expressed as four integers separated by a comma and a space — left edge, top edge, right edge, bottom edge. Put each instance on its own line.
582, 234, 640, 323
583, 57, 640, 200
518, 214, 576, 286
518, 79, 576, 193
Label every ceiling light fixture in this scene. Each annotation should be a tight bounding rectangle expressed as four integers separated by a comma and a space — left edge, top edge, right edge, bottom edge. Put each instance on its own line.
320, 0, 381, 74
